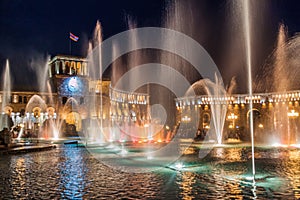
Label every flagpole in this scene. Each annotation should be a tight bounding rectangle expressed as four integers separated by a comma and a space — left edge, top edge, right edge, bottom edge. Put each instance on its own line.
69, 32, 79, 55
69, 37, 72, 55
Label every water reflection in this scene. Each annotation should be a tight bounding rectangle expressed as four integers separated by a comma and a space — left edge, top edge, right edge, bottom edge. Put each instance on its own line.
58, 146, 88, 199
12, 157, 27, 198
178, 171, 196, 199
286, 150, 300, 199
1, 146, 300, 198
212, 147, 245, 162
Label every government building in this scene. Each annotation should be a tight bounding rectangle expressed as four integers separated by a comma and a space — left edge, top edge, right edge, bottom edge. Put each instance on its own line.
0, 55, 150, 138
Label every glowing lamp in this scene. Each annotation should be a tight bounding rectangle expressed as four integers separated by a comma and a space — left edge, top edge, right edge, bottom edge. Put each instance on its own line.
288, 110, 299, 117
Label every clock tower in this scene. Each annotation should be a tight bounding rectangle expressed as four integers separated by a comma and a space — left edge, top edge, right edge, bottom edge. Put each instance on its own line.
48, 55, 89, 133
48, 55, 89, 102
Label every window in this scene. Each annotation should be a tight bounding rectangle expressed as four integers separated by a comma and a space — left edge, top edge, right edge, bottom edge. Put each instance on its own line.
19, 96, 23, 103
12, 95, 18, 103
62, 97, 68, 104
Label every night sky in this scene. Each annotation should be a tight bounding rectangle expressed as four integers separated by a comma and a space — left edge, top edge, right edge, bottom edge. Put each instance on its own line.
0, 0, 299, 92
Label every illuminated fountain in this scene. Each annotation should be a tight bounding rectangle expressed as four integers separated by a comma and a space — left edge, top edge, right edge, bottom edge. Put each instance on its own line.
20, 95, 59, 139
23, 95, 47, 138
2, 1, 300, 199
11, 55, 63, 140
240, 0, 256, 181
109, 17, 165, 144
85, 17, 166, 147
1, 60, 11, 113
0, 60, 12, 131
254, 24, 300, 145
185, 76, 228, 145
85, 20, 112, 145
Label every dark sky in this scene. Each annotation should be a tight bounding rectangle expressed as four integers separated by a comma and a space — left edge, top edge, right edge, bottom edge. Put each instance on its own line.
0, 0, 299, 92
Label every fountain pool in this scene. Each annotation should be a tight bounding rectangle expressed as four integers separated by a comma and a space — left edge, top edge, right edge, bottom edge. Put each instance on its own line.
0, 144, 299, 199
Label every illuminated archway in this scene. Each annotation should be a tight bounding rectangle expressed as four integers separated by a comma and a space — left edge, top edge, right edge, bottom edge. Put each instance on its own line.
32, 107, 42, 118
246, 108, 261, 118
3, 106, 13, 115
246, 108, 262, 139
47, 107, 55, 118
65, 112, 82, 132
202, 112, 210, 129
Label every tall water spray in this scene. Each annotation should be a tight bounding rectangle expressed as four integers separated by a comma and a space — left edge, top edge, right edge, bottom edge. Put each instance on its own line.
274, 24, 288, 92
242, 0, 256, 180
210, 76, 227, 145
94, 20, 103, 134
126, 16, 140, 91
0, 60, 12, 131
162, 0, 196, 132
86, 21, 107, 144
1, 60, 11, 113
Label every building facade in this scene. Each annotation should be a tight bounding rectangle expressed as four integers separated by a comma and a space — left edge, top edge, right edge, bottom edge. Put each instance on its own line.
0, 55, 150, 138
176, 91, 300, 144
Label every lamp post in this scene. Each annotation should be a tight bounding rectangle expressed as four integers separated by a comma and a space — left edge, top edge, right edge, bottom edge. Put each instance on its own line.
227, 113, 238, 128
288, 109, 299, 118
181, 115, 191, 123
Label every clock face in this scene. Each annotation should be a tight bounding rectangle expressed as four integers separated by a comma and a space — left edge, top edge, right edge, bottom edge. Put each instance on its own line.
59, 77, 86, 96
68, 77, 79, 92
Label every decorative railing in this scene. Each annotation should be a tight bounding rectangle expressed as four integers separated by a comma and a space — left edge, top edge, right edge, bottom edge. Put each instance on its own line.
109, 86, 149, 105
175, 90, 300, 107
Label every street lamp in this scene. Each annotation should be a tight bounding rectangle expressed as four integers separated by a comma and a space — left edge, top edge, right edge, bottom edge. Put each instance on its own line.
288, 109, 299, 118
227, 113, 238, 128
181, 115, 191, 123
227, 113, 238, 120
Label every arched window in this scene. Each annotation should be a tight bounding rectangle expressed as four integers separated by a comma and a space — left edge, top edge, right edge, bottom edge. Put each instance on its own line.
62, 97, 68, 105
59, 61, 63, 74
76, 62, 82, 75
80, 97, 84, 105
70, 61, 76, 75
82, 62, 87, 75
65, 61, 70, 75
23, 96, 28, 104
202, 112, 210, 129
18, 96, 23, 103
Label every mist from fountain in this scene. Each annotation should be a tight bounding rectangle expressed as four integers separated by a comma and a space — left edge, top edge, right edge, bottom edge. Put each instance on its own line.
274, 24, 288, 92
252, 24, 300, 145
161, 0, 195, 134
46, 82, 54, 105
125, 15, 140, 91
116, 16, 162, 143
254, 24, 298, 93
30, 55, 50, 93
270, 24, 290, 145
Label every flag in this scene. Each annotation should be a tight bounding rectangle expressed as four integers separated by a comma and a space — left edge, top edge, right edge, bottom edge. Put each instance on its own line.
69, 32, 79, 42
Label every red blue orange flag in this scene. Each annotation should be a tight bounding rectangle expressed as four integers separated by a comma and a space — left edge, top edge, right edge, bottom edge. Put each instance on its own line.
69, 32, 79, 42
